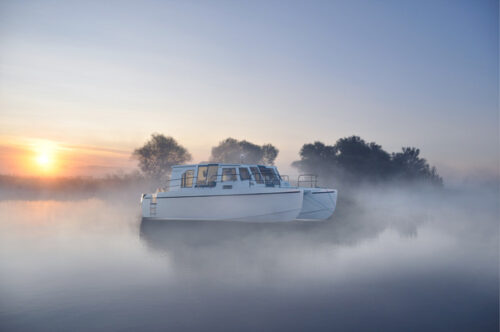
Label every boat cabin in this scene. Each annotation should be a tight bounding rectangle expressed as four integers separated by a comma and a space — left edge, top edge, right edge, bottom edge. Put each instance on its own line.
167, 164, 287, 191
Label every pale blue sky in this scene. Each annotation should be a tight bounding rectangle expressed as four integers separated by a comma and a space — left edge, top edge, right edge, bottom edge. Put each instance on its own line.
0, 0, 498, 178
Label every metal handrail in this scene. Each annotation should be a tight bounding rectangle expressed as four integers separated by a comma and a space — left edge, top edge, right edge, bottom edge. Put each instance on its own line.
156, 172, 322, 192
297, 174, 318, 188
160, 173, 284, 191
280, 174, 290, 182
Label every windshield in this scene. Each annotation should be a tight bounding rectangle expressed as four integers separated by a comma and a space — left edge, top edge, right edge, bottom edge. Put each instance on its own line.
258, 166, 280, 185
249, 167, 263, 184
239, 167, 251, 181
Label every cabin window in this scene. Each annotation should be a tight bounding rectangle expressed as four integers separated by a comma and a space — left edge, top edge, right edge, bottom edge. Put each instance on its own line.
259, 166, 279, 185
272, 167, 282, 180
196, 164, 218, 187
181, 170, 194, 188
239, 167, 251, 181
250, 167, 263, 184
196, 166, 207, 186
222, 168, 237, 182
207, 165, 218, 185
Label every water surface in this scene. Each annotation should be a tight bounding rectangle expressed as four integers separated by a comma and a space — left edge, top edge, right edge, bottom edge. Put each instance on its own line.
0, 186, 498, 331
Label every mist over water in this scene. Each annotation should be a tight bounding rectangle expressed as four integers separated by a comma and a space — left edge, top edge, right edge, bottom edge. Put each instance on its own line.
0, 184, 498, 331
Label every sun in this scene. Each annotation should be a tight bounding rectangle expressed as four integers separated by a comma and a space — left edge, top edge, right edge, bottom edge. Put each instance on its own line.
31, 140, 58, 174
36, 152, 52, 167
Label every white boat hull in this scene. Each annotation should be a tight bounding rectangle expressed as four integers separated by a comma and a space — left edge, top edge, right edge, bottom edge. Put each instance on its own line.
296, 188, 337, 220
142, 189, 304, 222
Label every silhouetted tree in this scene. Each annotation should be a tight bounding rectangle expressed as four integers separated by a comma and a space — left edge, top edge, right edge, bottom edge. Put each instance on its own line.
133, 134, 192, 180
293, 136, 442, 186
292, 141, 338, 176
392, 147, 443, 185
335, 136, 392, 181
262, 144, 279, 165
210, 138, 279, 164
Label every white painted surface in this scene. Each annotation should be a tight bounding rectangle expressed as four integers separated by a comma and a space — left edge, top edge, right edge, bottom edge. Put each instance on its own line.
296, 189, 338, 220
140, 163, 337, 222
142, 188, 303, 222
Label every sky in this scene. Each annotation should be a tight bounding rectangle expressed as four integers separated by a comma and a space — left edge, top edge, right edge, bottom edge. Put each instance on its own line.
0, 0, 498, 179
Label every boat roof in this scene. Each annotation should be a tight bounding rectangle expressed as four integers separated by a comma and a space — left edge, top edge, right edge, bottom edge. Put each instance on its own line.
172, 163, 274, 169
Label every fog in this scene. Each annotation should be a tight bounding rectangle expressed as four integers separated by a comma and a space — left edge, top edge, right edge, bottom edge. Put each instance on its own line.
0, 181, 498, 331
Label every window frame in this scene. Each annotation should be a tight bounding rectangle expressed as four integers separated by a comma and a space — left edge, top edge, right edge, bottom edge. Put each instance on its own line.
196, 164, 219, 187
250, 166, 264, 184
181, 170, 194, 188
239, 167, 251, 181
222, 168, 237, 182
258, 166, 280, 186
196, 166, 208, 187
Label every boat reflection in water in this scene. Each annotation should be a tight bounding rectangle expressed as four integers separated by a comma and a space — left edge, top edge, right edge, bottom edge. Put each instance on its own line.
138, 199, 419, 278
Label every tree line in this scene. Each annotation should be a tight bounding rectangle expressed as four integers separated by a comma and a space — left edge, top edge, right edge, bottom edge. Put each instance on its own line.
292, 136, 442, 186
133, 134, 442, 186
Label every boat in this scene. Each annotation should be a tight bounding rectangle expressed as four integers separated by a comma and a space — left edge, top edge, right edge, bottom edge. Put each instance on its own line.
140, 163, 337, 222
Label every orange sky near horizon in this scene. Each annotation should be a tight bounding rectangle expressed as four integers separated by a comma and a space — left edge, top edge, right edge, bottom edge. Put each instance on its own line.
0, 137, 136, 177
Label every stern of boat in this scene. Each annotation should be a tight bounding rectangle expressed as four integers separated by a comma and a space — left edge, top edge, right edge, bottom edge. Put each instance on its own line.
296, 188, 337, 220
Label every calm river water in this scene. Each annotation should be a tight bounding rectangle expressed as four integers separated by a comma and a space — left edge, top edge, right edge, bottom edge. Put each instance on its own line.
0, 186, 498, 331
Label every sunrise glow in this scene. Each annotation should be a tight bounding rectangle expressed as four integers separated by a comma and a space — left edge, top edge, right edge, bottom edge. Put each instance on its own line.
0, 136, 137, 177
30, 140, 58, 175
36, 152, 51, 167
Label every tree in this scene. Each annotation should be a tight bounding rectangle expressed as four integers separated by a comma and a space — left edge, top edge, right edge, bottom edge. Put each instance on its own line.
210, 138, 279, 164
392, 147, 443, 185
133, 134, 192, 180
335, 136, 392, 180
262, 144, 279, 165
292, 136, 442, 186
291, 141, 338, 177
